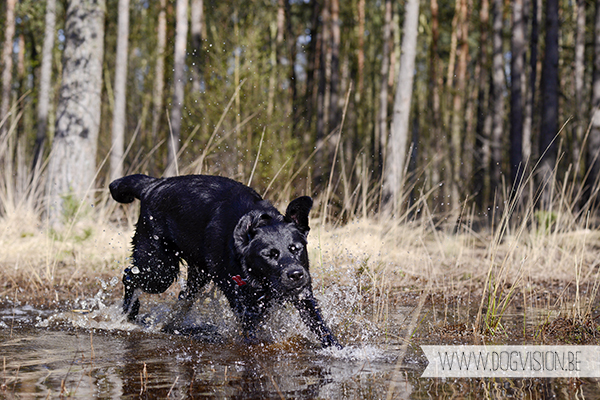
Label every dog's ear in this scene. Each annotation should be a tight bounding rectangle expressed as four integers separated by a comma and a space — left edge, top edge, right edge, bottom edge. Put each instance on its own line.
234, 211, 273, 252
285, 196, 313, 234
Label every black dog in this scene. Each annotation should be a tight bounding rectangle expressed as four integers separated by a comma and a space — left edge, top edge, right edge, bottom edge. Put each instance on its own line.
109, 174, 340, 348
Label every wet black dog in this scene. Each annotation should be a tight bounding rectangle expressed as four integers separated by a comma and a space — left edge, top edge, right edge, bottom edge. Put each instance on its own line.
109, 174, 340, 348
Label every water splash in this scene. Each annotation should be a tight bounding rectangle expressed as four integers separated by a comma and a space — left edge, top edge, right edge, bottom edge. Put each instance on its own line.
319, 344, 395, 362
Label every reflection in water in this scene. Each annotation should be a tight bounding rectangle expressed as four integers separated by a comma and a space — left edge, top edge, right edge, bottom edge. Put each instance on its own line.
0, 328, 405, 398
1, 292, 599, 398
0, 299, 406, 398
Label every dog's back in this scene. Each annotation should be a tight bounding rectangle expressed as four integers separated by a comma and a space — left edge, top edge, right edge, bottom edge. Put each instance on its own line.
111, 174, 267, 213
110, 174, 276, 262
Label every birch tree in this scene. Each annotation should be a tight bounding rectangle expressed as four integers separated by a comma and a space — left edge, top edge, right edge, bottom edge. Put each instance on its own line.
166, 0, 188, 177
190, 0, 204, 94
33, 0, 57, 171
383, 0, 420, 213
110, 0, 130, 181
46, 0, 106, 226
429, 0, 443, 191
151, 0, 167, 143
377, 0, 393, 167
510, 0, 525, 186
490, 0, 505, 196
0, 0, 17, 138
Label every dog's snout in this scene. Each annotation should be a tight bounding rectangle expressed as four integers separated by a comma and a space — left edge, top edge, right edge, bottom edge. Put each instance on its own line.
281, 266, 308, 290
287, 269, 305, 282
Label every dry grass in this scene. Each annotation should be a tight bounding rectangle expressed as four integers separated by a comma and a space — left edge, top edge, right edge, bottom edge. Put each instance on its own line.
1, 173, 600, 333
1, 108, 600, 341
0, 213, 130, 280
1, 172, 600, 340
309, 215, 600, 303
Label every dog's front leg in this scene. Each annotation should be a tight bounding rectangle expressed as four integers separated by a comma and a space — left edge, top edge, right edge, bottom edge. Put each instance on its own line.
123, 271, 141, 322
162, 288, 199, 334
163, 265, 209, 334
162, 298, 196, 334
238, 307, 264, 345
294, 297, 342, 349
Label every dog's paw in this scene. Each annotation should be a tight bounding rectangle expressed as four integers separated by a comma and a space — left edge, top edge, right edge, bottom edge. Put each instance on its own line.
241, 331, 262, 346
322, 334, 343, 349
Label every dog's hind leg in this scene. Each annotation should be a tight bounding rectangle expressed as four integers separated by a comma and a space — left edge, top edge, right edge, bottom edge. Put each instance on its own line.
122, 272, 141, 321
123, 228, 181, 322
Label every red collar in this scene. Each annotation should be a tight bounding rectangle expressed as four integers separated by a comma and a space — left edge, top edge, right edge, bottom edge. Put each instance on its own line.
232, 275, 247, 286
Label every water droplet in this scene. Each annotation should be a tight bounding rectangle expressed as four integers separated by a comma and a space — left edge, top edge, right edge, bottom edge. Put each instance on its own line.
153, 235, 159, 240
131, 267, 140, 274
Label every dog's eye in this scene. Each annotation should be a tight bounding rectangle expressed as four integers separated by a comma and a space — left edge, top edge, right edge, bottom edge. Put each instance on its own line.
289, 244, 301, 254
268, 249, 280, 259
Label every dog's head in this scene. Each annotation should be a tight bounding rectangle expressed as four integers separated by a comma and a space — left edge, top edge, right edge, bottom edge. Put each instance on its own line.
233, 196, 313, 297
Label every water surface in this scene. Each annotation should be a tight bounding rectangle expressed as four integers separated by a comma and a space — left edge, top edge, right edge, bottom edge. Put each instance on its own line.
1, 290, 598, 399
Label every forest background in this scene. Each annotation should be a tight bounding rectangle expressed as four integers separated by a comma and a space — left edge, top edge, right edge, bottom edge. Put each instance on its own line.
1, 0, 599, 226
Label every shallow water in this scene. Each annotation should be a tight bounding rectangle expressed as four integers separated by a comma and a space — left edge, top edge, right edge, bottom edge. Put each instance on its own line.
0, 291, 416, 399
1, 292, 600, 399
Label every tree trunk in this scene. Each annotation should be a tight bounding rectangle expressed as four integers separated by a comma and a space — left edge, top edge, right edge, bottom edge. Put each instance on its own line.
429, 0, 443, 194
490, 0, 505, 197
586, 0, 600, 201
538, 0, 559, 205
377, 0, 393, 171
356, 0, 365, 98
151, 0, 168, 143
284, 0, 299, 129
267, 0, 285, 119
303, 0, 320, 140
573, 0, 586, 170
16, 34, 25, 91
166, 0, 189, 177
110, 0, 130, 181
474, 0, 490, 209
383, 0, 420, 214
315, 0, 330, 159
446, 0, 460, 92
46, 0, 105, 227
329, 0, 341, 131
441, 0, 461, 203
278, 0, 300, 128
190, 0, 203, 94
33, 0, 57, 171
450, 0, 469, 203
523, 0, 540, 164
233, 8, 242, 177
0, 0, 17, 138
510, 0, 525, 186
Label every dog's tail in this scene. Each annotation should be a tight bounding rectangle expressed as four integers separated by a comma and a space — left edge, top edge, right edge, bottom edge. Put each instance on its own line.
109, 174, 157, 203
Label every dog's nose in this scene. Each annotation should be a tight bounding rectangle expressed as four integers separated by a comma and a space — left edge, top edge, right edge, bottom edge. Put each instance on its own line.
287, 269, 305, 282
